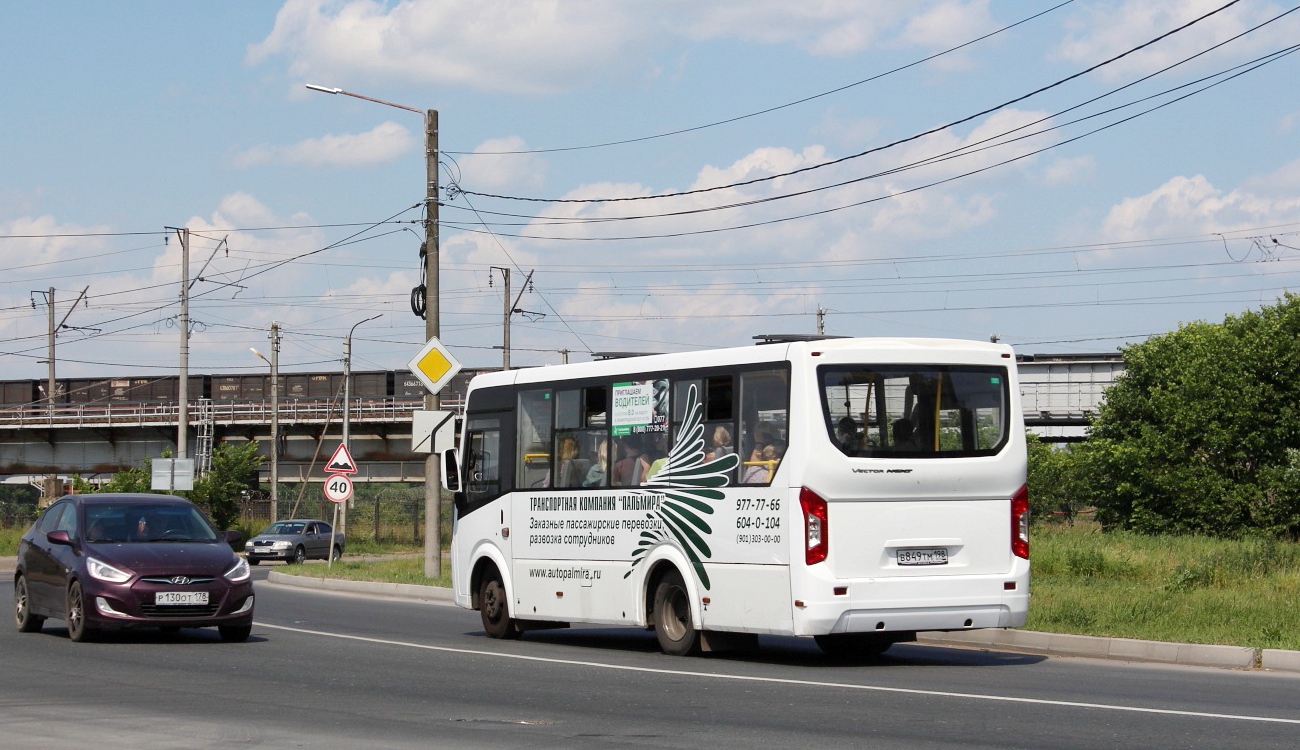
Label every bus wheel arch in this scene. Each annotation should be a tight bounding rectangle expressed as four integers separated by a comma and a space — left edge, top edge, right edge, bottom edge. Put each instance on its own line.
471, 556, 521, 640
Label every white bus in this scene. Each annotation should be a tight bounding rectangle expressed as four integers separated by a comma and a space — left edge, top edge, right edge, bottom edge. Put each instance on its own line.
443, 336, 1029, 657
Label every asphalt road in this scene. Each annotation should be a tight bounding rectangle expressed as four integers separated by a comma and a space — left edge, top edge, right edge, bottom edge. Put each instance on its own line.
3, 570, 1298, 749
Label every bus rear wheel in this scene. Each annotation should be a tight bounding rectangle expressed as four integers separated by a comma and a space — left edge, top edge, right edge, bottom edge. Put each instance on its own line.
652, 570, 699, 656
478, 571, 521, 640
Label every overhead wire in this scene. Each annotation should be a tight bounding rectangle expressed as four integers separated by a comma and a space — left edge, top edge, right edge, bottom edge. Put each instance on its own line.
443, 0, 1078, 156
453, 0, 1246, 204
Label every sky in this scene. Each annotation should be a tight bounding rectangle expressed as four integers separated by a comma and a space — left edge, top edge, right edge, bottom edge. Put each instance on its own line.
2, 0, 1299, 382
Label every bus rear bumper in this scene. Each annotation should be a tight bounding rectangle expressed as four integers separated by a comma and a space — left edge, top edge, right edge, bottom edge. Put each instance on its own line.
792, 575, 1029, 636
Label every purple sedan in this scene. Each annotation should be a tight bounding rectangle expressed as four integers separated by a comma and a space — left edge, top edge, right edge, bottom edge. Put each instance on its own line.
14, 493, 254, 642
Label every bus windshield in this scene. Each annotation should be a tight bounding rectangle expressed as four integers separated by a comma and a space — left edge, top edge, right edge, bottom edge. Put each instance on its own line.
820, 364, 1009, 458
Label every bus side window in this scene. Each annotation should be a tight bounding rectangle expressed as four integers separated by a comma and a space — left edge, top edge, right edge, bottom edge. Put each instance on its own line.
464, 415, 502, 508
517, 390, 553, 488
740, 369, 790, 485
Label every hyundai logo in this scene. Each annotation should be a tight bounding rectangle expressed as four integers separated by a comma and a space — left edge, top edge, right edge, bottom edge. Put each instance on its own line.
169, 576, 192, 586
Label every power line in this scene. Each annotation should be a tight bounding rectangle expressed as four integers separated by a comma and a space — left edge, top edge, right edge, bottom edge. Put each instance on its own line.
442, 1, 1078, 156
453, 0, 1246, 204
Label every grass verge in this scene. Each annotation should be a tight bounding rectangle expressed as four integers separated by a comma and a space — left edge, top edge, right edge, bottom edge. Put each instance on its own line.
1028, 523, 1300, 650
286, 554, 451, 589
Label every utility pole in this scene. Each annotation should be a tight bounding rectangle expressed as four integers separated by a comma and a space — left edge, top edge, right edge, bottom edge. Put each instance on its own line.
816, 305, 826, 336
253, 325, 281, 522
33, 286, 90, 410
424, 109, 442, 578
305, 84, 442, 577
559, 348, 570, 364
270, 322, 280, 523
46, 287, 55, 410
491, 266, 512, 370
177, 227, 190, 460
343, 314, 381, 537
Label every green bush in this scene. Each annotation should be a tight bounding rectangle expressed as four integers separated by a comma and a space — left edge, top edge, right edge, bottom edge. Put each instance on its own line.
1081, 294, 1300, 539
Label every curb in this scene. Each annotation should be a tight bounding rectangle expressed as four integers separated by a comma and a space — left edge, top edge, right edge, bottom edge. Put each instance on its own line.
916, 629, 1261, 670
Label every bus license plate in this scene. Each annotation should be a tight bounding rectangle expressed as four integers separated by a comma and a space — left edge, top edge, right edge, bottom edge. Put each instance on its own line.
898, 548, 948, 566
156, 591, 209, 606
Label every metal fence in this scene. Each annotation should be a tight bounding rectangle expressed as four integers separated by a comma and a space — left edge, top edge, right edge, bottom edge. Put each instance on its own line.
239, 486, 433, 546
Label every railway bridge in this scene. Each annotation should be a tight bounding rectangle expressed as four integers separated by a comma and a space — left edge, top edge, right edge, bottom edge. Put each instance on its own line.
0, 353, 1124, 489
0, 396, 437, 486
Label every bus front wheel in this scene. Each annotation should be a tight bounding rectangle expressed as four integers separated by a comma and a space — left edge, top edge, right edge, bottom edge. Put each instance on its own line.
479, 572, 521, 640
652, 570, 699, 656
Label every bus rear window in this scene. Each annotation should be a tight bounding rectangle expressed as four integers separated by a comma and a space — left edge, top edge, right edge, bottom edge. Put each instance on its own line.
820, 365, 1009, 458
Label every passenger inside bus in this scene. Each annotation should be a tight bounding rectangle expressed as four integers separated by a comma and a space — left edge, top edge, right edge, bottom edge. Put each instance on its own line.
583, 440, 610, 487
613, 436, 644, 487
705, 425, 734, 462
556, 435, 590, 488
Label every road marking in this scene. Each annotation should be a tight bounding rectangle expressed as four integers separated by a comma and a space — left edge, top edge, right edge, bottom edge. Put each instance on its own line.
257, 623, 1300, 726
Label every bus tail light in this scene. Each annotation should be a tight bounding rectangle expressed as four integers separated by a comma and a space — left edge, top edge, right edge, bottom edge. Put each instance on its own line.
800, 487, 829, 566
1011, 484, 1030, 560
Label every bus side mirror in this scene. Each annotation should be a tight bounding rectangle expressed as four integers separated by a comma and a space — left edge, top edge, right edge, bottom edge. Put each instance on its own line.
441, 448, 461, 493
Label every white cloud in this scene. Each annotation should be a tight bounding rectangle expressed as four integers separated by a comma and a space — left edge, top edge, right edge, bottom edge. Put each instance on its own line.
249, 0, 988, 95
897, 0, 994, 70
673, 1, 914, 57
1053, 0, 1296, 80
1280, 110, 1300, 134
1102, 167, 1300, 241
232, 121, 415, 168
456, 137, 548, 192
249, 0, 641, 94
1041, 155, 1096, 185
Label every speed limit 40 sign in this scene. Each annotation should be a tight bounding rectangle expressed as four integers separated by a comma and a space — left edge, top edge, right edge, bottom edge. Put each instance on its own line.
323, 473, 353, 504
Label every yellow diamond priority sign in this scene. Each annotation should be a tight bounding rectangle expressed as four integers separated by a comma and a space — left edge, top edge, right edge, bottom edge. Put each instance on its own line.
407, 336, 463, 395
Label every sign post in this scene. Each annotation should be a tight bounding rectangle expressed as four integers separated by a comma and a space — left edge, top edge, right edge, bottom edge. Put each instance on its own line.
323, 472, 353, 569
323, 442, 357, 569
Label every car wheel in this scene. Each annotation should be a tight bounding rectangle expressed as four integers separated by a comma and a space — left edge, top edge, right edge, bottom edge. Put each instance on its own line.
478, 571, 521, 640
219, 624, 252, 643
290, 546, 305, 565
652, 569, 699, 656
814, 633, 894, 660
15, 576, 45, 633
247, 558, 260, 566
67, 581, 96, 643
330, 545, 342, 563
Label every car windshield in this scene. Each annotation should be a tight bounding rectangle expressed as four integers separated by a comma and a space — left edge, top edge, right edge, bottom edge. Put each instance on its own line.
84, 503, 221, 543
261, 522, 306, 536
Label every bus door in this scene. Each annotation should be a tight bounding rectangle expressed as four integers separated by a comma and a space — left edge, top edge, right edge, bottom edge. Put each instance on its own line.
458, 413, 508, 595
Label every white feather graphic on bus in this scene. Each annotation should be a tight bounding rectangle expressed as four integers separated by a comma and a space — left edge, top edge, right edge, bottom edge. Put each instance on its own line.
624, 384, 739, 589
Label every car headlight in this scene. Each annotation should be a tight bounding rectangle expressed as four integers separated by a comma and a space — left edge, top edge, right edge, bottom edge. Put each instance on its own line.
224, 556, 251, 583
87, 557, 133, 584
272, 541, 291, 549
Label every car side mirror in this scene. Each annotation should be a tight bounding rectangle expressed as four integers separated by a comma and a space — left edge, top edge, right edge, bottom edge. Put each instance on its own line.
224, 530, 244, 544
47, 530, 73, 546
442, 448, 461, 492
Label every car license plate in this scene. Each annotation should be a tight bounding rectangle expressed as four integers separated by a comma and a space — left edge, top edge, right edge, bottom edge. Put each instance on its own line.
155, 591, 209, 605
898, 548, 948, 566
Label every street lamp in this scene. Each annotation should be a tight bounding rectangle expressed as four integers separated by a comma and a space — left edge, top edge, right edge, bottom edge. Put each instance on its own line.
307, 83, 442, 577
251, 321, 280, 523
342, 314, 382, 536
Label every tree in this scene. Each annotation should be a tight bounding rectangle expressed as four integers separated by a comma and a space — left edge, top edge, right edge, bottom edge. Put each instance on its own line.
1084, 293, 1300, 538
1026, 435, 1086, 523
189, 441, 263, 530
